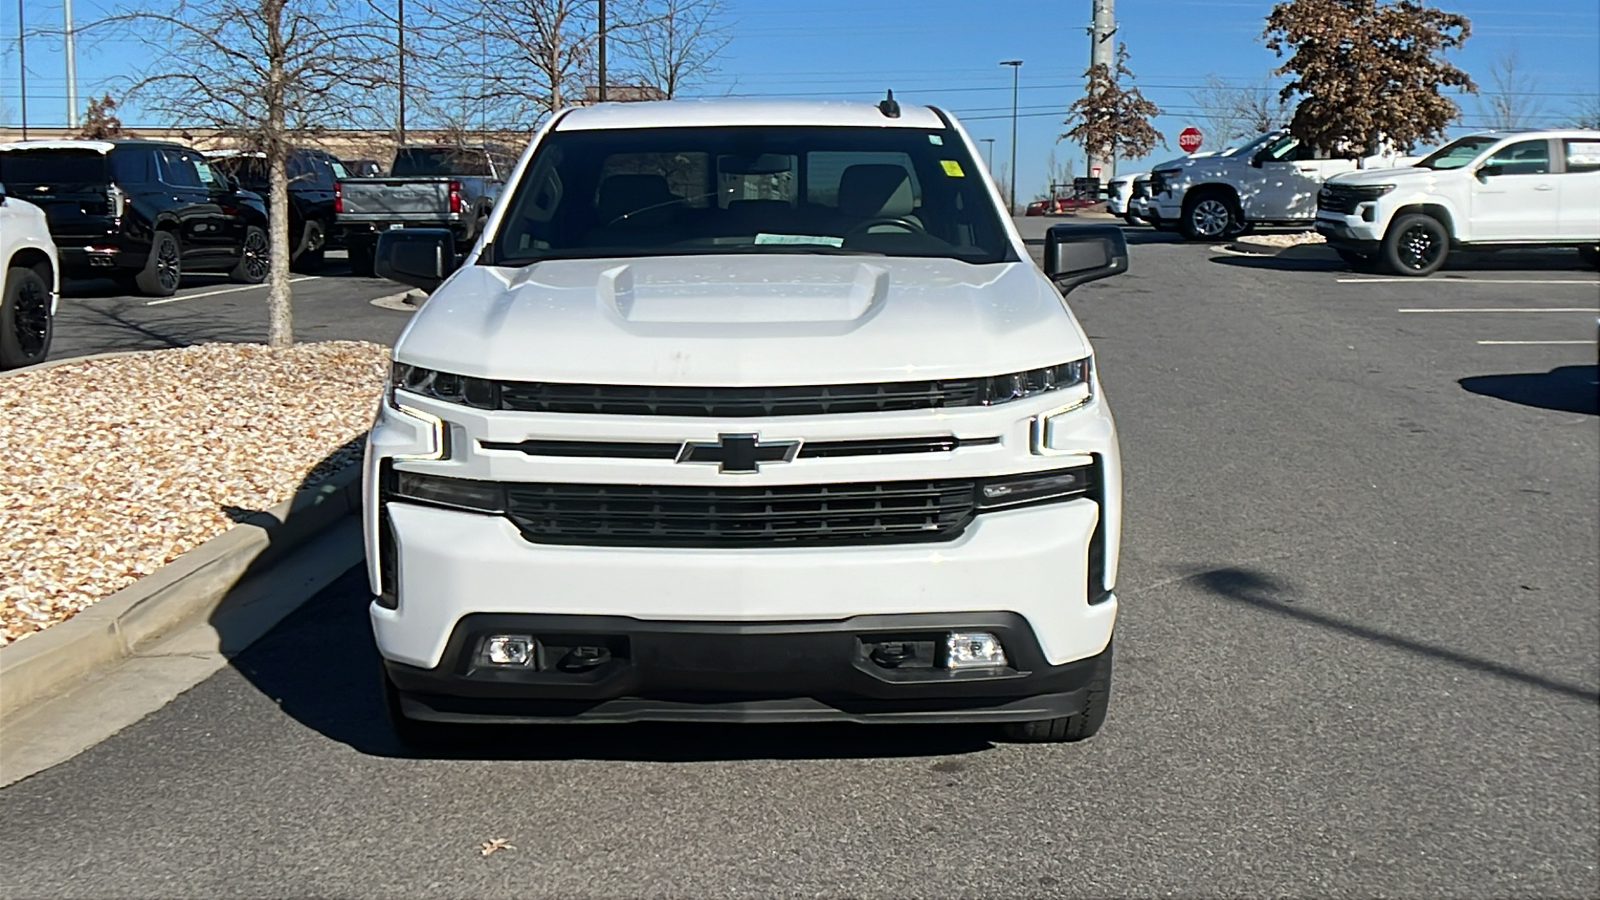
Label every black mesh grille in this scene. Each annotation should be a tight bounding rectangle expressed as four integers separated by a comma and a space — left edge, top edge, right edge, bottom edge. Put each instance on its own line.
504, 479, 977, 547
1317, 185, 1363, 215
497, 380, 989, 417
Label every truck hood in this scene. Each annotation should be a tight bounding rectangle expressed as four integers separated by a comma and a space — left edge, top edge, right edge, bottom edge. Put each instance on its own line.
1326, 166, 1431, 186
394, 254, 1088, 385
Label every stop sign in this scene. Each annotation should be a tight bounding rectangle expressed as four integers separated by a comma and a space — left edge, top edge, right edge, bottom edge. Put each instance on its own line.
1179, 127, 1203, 153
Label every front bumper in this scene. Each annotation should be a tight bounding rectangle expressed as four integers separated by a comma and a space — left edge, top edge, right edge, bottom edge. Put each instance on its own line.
1314, 212, 1382, 250
387, 611, 1108, 724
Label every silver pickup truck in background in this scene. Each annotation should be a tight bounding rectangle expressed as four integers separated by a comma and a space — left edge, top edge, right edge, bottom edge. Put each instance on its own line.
335, 143, 517, 276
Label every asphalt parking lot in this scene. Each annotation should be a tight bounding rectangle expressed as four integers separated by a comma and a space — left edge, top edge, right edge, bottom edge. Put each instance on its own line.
47, 252, 413, 360
3, 231, 1596, 898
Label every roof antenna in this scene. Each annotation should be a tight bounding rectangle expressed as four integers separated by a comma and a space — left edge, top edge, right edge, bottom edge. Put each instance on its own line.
879, 89, 901, 119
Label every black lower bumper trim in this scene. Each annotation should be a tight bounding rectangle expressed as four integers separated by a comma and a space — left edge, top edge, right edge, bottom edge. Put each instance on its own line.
397, 691, 1088, 725
385, 612, 1107, 724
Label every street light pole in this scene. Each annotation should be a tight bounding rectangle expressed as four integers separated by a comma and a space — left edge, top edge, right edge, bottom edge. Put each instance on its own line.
397, 0, 407, 144
980, 138, 995, 173
63, 0, 77, 129
17, 0, 27, 140
597, 0, 607, 102
1000, 60, 1022, 215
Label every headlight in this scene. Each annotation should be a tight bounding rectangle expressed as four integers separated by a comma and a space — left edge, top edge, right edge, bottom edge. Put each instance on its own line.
980, 358, 1092, 406
391, 363, 499, 409
1343, 184, 1396, 199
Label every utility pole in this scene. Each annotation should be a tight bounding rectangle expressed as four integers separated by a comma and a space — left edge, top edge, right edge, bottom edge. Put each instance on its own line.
1000, 60, 1022, 215
63, 0, 77, 129
397, 0, 407, 144
1087, 0, 1116, 183
980, 137, 995, 173
597, 0, 607, 102
17, 0, 27, 140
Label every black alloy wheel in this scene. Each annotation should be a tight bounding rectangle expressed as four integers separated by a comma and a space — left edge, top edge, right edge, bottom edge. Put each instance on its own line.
1381, 213, 1449, 276
0, 266, 52, 369
232, 226, 270, 284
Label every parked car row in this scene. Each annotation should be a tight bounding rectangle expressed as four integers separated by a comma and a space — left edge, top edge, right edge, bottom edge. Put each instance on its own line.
0, 137, 520, 295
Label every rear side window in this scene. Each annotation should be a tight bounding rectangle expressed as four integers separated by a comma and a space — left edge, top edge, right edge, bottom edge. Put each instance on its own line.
1564, 139, 1600, 174
1484, 139, 1551, 176
158, 149, 206, 188
110, 148, 157, 183
0, 149, 109, 184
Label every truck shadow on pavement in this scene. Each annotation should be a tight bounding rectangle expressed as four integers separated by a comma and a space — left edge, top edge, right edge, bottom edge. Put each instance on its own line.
228, 569, 998, 762
1209, 248, 1594, 275
1193, 566, 1599, 705
1460, 365, 1599, 415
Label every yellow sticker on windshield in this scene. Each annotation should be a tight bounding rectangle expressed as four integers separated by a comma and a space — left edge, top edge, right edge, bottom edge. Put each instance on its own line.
940, 159, 965, 177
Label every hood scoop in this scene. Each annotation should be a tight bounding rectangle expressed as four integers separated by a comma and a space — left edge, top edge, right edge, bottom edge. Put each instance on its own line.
599, 259, 889, 324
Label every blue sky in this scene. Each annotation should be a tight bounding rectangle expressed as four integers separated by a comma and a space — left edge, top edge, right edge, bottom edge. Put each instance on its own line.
5, 0, 1598, 199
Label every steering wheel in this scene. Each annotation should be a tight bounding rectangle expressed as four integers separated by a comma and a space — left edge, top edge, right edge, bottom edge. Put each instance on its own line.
846, 216, 928, 236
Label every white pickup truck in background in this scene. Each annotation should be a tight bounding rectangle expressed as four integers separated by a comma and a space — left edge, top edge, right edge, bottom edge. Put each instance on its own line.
1147, 131, 1417, 240
1316, 130, 1600, 276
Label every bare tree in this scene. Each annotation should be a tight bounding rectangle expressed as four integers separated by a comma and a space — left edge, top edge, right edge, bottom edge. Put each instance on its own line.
425, 0, 596, 124
1477, 50, 1545, 131
106, 0, 391, 347
1188, 74, 1293, 144
615, 0, 730, 100
1264, 0, 1475, 158
1569, 96, 1600, 130
1061, 43, 1164, 167
79, 94, 126, 139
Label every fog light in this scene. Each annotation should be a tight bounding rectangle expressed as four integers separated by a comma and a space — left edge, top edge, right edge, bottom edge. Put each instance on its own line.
484, 634, 534, 666
944, 632, 1007, 669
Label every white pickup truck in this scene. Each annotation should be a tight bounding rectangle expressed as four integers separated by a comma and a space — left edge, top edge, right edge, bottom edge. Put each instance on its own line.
0, 184, 58, 369
363, 98, 1129, 746
1147, 131, 1415, 240
1316, 130, 1600, 275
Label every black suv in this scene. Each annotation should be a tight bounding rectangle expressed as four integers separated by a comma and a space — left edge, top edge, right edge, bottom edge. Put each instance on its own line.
210, 147, 346, 273
0, 139, 270, 297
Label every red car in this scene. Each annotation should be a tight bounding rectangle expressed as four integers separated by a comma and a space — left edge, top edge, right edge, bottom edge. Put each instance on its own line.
1024, 196, 1104, 216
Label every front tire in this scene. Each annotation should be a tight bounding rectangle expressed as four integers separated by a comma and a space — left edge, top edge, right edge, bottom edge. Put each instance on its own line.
1380, 213, 1449, 276
0, 265, 52, 370
135, 230, 182, 297
230, 225, 270, 284
1180, 191, 1241, 241
1123, 213, 1142, 227
1000, 641, 1113, 743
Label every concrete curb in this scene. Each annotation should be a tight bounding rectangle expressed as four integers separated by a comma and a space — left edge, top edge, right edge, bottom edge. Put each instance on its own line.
0, 349, 151, 379
0, 465, 363, 720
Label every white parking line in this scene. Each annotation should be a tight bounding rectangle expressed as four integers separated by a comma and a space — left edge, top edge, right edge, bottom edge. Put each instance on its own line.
1476, 340, 1596, 346
1341, 277, 1600, 285
1398, 308, 1600, 313
144, 276, 321, 306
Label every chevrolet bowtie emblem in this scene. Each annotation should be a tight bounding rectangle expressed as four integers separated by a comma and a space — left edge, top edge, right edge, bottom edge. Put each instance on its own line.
677, 433, 801, 474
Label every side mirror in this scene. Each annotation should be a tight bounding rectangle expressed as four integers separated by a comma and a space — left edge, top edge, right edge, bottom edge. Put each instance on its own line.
1476, 164, 1503, 181
225, 174, 242, 193
1043, 223, 1128, 294
375, 228, 459, 292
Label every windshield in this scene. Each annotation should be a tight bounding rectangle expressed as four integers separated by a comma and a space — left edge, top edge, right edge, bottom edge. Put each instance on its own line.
490, 125, 1014, 266
1225, 133, 1281, 159
391, 148, 491, 177
1417, 136, 1502, 170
